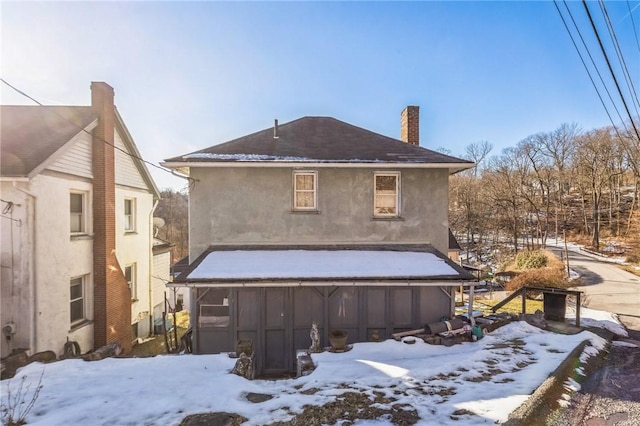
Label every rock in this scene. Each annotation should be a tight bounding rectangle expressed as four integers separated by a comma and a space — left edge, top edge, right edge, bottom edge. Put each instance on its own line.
83, 342, 122, 361
180, 412, 247, 426
245, 392, 273, 403
230, 352, 254, 380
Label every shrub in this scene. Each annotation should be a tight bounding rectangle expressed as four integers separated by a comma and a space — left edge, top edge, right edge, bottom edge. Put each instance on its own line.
505, 267, 573, 292
0, 368, 44, 426
514, 250, 548, 270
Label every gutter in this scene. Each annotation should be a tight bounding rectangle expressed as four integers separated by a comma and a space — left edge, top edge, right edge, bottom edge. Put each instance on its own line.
168, 280, 474, 288
12, 182, 37, 354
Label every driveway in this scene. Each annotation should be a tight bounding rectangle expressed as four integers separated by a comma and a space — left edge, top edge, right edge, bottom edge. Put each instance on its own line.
547, 244, 640, 425
548, 246, 640, 332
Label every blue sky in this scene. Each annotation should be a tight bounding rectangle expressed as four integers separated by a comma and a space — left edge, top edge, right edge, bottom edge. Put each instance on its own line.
2, 1, 638, 190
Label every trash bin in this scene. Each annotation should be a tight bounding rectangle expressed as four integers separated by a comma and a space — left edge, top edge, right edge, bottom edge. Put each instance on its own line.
543, 292, 567, 321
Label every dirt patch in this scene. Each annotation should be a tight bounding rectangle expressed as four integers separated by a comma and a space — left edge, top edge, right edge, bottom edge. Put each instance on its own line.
268, 391, 419, 426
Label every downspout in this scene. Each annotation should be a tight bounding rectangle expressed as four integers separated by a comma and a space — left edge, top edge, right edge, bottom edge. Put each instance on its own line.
149, 199, 159, 336
13, 182, 37, 354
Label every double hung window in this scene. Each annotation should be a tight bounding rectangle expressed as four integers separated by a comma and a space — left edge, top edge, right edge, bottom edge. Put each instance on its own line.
70, 276, 86, 324
293, 171, 317, 210
70, 192, 86, 233
374, 172, 400, 217
125, 264, 137, 301
124, 198, 136, 232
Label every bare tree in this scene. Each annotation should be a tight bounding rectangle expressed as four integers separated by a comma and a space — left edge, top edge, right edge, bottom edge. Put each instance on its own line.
155, 189, 189, 264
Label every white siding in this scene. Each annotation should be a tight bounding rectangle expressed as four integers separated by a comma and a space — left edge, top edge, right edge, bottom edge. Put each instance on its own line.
153, 251, 170, 310
46, 132, 93, 178
0, 175, 96, 357
115, 129, 147, 189
115, 187, 154, 337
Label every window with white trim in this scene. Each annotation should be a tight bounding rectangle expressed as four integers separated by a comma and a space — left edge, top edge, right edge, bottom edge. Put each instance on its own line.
124, 198, 136, 232
374, 172, 400, 217
70, 276, 87, 324
293, 171, 317, 210
125, 264, 137, 301
70, 192, 86, 233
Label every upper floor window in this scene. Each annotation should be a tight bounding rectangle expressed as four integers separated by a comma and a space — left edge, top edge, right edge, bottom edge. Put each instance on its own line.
124, 198, 136, 232
70, 275, 87, 325
125, 264, 137, 301
293, 171, 317, 210
374, 172, 400, 217
70, 192, 86, 233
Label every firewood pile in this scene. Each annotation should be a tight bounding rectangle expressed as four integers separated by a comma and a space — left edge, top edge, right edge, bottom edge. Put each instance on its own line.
391, 313, 515, 347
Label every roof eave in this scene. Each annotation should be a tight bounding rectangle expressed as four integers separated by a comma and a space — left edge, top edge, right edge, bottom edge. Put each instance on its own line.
168, 278, 476, 288
114, 109, 161, 199
161, 161, 475, 170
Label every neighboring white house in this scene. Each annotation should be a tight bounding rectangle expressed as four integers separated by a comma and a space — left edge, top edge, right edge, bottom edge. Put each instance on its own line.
0, 82, 166, 358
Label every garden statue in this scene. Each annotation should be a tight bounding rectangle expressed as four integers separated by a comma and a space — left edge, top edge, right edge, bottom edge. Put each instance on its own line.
309, 321, 321, 353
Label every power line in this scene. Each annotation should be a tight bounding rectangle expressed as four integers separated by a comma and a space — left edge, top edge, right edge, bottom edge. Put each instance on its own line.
0, 78, 195, 184
553, 0, 626, 141
581, 0, 640, 141
598, 0, 640, 116
558, 0, 626, 127
626, 0, 640, 57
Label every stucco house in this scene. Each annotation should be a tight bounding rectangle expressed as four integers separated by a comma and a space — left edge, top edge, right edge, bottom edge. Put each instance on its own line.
162, 106, 476, 375
0, 82, 167, 359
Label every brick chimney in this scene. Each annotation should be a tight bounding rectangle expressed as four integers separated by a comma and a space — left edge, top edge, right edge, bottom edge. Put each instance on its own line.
91, 82, 132, 352
400, 106, 419, 146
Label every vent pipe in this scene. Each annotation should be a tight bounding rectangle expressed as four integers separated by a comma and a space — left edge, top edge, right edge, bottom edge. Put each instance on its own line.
273, 119, 279, 139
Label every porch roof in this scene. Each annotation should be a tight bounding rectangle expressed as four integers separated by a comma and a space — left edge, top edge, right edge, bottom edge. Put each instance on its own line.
170, 244, 475, 286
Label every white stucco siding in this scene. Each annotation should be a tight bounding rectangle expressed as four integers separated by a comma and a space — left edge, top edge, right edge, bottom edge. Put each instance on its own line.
0, 183, 33, 358
115, 187, 154, 332
115, 129, 147, 189
0, 176, 96, 356
46, 131, 93, 179
33, 175, 95, 355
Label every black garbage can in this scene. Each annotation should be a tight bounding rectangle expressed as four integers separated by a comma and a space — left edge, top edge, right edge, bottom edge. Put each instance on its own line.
543, 292, 567, 321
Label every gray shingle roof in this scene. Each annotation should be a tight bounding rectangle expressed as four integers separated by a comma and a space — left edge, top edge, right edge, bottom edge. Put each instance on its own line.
1, 106, 97, 177
165, 116, 472, 166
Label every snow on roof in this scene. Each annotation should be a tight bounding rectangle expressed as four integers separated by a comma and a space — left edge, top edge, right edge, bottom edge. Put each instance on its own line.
182, 153, 311, 161
185, 250, 460, 281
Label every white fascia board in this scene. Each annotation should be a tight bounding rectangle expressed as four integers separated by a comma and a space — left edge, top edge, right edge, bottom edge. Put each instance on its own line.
161, 161, 475, 171
168, 280, 474, 288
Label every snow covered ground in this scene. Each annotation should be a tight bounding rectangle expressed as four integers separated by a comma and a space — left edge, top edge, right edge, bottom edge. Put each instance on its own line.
1, 309, 624, 426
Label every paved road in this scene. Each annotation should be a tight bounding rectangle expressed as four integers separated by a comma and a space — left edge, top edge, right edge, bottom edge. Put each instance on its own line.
548, 246, 640, 331
546, 245, 640, 425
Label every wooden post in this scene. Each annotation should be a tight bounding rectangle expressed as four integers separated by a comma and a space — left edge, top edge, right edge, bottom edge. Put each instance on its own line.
522, 287, 527, 314
576, 292, 581, 328
468, 285, 475, 327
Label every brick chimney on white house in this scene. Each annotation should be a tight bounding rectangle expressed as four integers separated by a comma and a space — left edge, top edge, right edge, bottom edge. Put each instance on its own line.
400, 106, 419, 146
91, 82, 133, 352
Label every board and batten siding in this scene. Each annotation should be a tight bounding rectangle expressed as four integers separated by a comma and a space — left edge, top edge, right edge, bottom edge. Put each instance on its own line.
46, 131, 93, 178
115, 129, 147, 189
